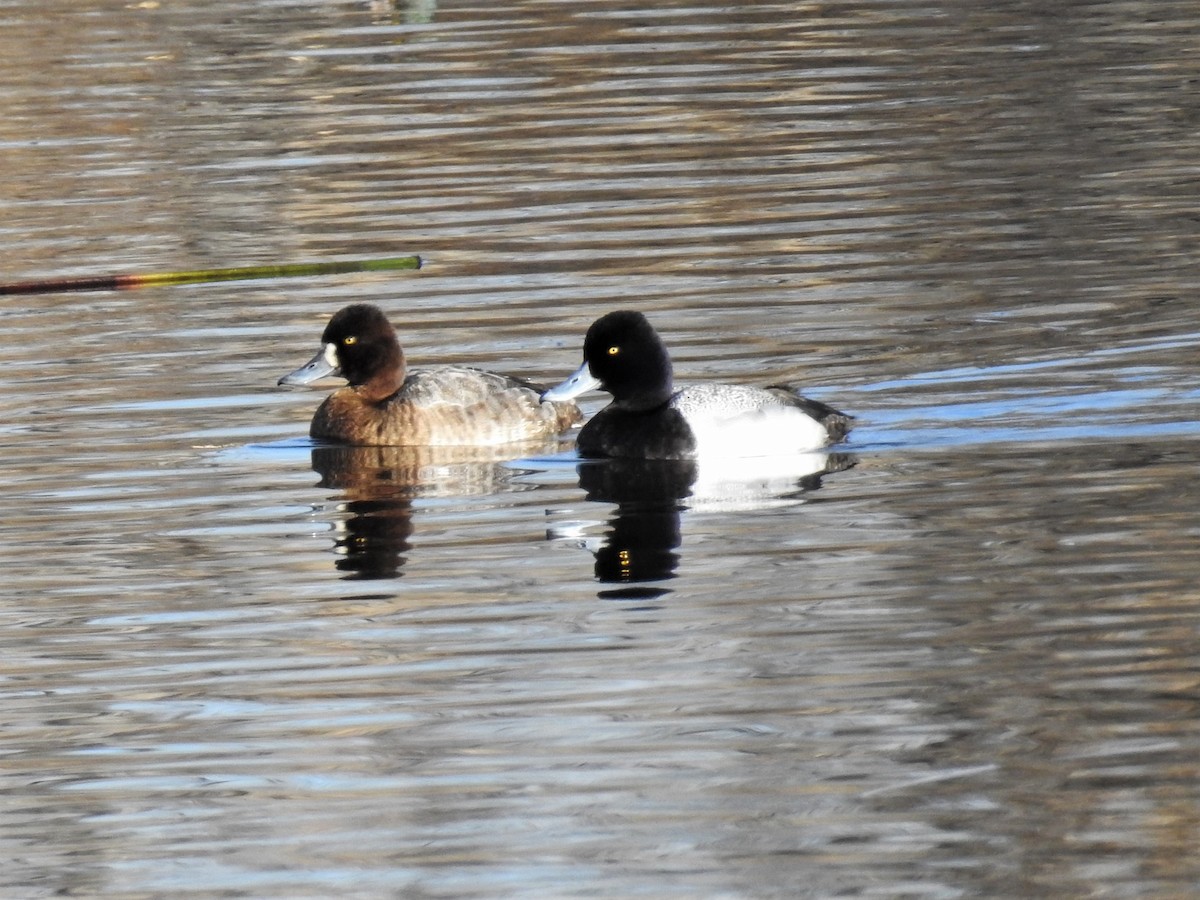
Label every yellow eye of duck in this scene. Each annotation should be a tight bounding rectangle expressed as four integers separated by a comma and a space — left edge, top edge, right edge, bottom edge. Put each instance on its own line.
343, 335, 358, 346
607, 345, 620, 356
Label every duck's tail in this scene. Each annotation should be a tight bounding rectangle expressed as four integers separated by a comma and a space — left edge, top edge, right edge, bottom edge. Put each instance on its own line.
768, 386, 854, 443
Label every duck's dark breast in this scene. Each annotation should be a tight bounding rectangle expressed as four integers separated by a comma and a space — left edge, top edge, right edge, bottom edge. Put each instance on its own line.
577, 406, 698, 460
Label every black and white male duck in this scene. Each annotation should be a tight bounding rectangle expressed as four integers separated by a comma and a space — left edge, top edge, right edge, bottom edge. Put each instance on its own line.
542, 310, 850, 460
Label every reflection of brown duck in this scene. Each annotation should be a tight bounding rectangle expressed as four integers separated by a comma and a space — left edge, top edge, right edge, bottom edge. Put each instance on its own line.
577, 454, 855, 600
280, 304, 581, 446
311, 442, 559, 580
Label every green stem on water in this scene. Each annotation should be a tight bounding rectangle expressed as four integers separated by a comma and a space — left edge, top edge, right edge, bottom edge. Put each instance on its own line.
0, 255, 422, 295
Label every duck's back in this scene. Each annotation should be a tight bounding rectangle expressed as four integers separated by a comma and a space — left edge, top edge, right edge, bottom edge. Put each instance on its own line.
312, 365, 582, 446
577, 383, 849, 460
674, 384, 849, 455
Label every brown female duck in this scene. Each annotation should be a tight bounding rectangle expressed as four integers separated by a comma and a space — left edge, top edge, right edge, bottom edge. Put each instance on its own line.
280, 304, 581, 446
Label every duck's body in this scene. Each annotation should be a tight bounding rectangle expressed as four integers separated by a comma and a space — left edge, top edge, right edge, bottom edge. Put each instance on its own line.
280, 304, 581, 446
309, 364, 579, 446
543, 311, 850, 460
576, 382, 849, 460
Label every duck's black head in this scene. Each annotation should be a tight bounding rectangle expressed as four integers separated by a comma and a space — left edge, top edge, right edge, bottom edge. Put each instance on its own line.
279, 303, 406, 401
322, 304, 405, 393
582, 310, 674, 410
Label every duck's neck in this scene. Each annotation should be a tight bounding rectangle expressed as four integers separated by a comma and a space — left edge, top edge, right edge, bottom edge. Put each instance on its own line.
354, 346, 406, 403
615, 383, 674, 413
614, 352, 674, 412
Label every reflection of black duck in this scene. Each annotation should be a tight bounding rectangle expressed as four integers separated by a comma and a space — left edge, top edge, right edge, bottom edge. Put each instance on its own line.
577, 457, 699, 505
575, 454, 855, 599
311, 443, 551, 580
579, 453, 855, 509
579, 459, 697, 599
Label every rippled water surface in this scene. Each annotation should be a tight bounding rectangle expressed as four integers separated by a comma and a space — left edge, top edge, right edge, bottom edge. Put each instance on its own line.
3, 1, 1200, 897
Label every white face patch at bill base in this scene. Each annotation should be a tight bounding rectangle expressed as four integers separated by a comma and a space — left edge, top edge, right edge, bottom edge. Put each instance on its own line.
277, 342, 342, 386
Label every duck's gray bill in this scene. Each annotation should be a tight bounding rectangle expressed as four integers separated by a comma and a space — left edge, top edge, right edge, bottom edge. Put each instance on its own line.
541, 361, 601, 402
278, 344, 339, 386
